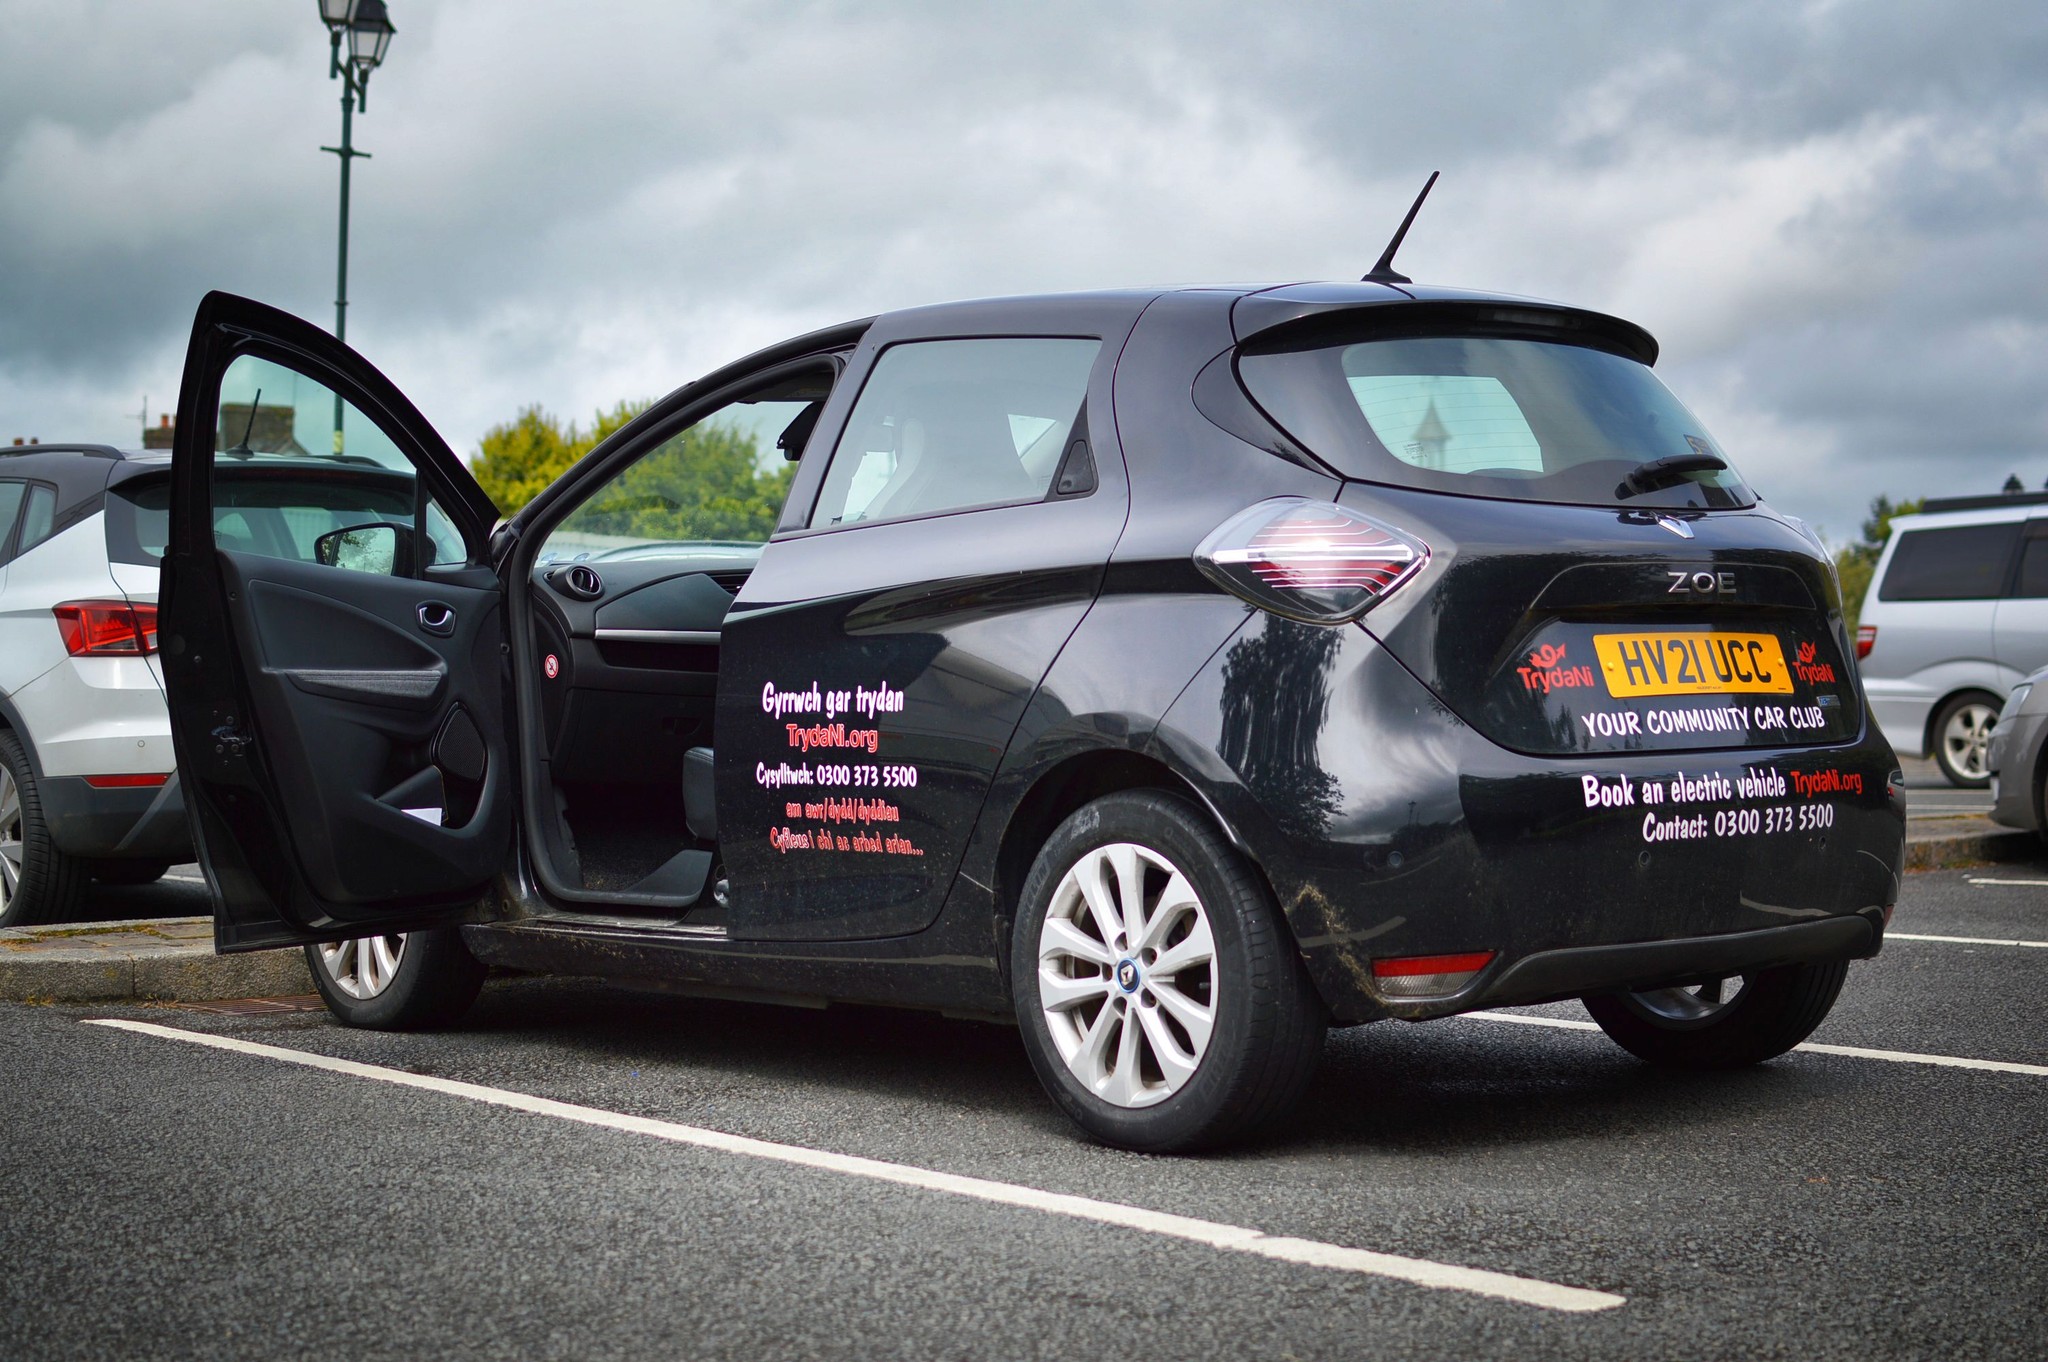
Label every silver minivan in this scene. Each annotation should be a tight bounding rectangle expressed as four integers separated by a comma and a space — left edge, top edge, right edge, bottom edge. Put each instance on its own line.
1859, 491, 2048, 786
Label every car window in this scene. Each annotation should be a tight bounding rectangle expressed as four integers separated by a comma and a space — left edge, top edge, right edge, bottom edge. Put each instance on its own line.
107, 473, 463, 574
217, 354, 409, 468
170, 355, 466, 576
538, 378, 830, 565
17, 485, 56, 553
0, 480, 24, 561
2013, 524, 2048, 599
1878, 523, 2022, 602
1238, 334, 1755, 510
809, 338, 1100, 528
1344, 374, 1542, 473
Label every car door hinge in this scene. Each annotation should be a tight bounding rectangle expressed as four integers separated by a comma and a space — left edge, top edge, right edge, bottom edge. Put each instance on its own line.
211, 723, 252, 757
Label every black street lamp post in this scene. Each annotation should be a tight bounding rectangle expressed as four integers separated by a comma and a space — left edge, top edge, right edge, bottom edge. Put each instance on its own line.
316, 0, 395, 451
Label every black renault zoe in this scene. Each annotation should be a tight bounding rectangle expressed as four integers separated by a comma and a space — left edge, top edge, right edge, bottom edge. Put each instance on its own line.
160, 274, 1904, 1152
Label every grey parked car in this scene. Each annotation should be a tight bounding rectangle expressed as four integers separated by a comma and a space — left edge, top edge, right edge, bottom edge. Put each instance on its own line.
1858, 491, 2048, 787
1988, 664, 2048, 832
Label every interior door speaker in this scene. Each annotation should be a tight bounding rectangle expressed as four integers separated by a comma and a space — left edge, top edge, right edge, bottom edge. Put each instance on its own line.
433, 707, 489, 785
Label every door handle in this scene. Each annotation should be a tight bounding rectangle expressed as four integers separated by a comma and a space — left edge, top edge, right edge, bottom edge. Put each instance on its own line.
417, 601, 456, 637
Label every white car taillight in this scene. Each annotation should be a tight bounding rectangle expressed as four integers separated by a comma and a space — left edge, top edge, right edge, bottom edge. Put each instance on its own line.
1194, 498, 1429, 624
53, 600, 159, 656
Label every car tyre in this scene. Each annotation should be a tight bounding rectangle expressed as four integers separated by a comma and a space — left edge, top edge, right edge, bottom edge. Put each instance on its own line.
305, 927, 487, 1030
1011, 790, 1326, 1153
1582, 959, 1849, 1069
88, 859, 172, 887
0, 729, 85, 928
1932, 691, 2000, 788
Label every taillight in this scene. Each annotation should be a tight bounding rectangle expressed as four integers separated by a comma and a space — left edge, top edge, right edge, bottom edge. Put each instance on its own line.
53, 601, 158, 656
1195, 498, 1429, 624
1856, 625, 1876, 659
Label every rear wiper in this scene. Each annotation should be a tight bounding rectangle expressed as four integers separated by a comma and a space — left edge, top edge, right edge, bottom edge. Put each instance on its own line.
1618, 451, 1726, 498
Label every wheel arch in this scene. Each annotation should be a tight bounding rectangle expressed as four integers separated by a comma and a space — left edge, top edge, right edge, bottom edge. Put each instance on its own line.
2027, 722, 2048, 833
990, 748, 1255, 955
1922, 685, 2003, 765
0, 692, 40, 776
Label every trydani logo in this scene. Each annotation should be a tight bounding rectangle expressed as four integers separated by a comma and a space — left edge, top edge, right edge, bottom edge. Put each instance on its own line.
1518, 642, 1595, 694
1793, 640, 1837, 685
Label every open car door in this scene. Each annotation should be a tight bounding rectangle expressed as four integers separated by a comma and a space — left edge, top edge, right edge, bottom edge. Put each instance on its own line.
163, 292, 511, 951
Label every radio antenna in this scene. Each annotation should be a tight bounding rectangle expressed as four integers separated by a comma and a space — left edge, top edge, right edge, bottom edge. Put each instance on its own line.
1363, 171, 1439, 285
227, 389, 262, 457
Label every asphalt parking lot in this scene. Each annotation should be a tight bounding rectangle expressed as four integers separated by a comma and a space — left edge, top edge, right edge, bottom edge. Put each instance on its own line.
3, 862, 2043, 1361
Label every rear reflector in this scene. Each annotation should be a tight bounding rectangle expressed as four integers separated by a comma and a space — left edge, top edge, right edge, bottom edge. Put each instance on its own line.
1855, 625, 1876, 659
81, 773, 171, 789
1195, 498, 1428, 624
53, 600, 158, 656
1371, 951, 1496, 999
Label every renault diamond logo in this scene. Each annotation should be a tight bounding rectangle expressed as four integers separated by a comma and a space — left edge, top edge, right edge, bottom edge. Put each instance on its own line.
1116, 959, 1141, 992
1655, 515, 1695, 539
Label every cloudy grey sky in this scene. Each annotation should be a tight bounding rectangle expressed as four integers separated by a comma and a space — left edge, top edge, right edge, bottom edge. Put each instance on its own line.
3, 0, 2043, 540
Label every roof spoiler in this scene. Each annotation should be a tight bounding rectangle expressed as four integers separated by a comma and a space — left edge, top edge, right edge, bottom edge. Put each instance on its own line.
1232, 295, 1660, 366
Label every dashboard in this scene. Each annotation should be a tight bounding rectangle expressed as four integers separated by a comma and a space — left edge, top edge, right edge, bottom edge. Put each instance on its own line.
527, 546, 761, 783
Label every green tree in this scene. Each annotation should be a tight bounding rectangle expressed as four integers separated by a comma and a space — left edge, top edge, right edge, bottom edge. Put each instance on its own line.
568, 420, 795, 543
471, 400, 648, 515
473, 399, 794, 543
1833, 493, 1922, 627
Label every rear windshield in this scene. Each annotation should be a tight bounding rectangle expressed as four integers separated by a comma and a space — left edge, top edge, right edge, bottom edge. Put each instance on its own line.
1877, 523, 2022, 602
1237, 335, 1754, 509
105, 470, 458, 567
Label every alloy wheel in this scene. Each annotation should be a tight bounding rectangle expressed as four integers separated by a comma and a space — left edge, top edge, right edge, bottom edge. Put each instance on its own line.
1036, 841, 1217, 1109
318, 934, 409, 999
0, 764, 21, 917
1942, 702, 1997, 782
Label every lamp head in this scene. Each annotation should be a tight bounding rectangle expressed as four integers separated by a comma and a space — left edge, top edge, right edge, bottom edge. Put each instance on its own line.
347, 0, 395, 73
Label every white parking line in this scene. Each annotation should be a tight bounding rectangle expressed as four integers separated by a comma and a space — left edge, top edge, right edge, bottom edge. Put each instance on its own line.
1467, 1012, 1600, 1032
1965, 877, 2048, 888
1463, 1011, 2048, 1076
1887, 932, 2048, 949
82, 1018, 1622, 1314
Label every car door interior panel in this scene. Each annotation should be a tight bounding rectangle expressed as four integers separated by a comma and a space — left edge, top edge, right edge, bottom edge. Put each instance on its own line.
163, 292, 515, 947
221, 556, 508, 906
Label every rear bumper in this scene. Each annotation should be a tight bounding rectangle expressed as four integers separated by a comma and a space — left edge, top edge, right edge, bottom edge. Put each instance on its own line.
1156, 619, 1906, 1024
39, 772, 191, 859
7, 654, 176, 778
1466, 912, 1882, 1014
1866, 689, 1933, 759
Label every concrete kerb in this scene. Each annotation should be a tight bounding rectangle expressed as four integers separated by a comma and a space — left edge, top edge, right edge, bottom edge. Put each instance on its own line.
0, 917, 312, 1003
1904, 814, 2044, 872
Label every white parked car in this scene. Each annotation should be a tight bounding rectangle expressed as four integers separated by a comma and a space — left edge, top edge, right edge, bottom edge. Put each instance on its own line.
0, 441, 441, 925
0, 445, 185, 925
1857, 491, 2048, 787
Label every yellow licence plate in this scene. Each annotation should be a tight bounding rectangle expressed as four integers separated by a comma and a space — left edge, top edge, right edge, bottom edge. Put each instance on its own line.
1592, 631, 1794, 698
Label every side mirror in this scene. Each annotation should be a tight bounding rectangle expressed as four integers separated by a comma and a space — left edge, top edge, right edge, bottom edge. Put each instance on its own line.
314, 522, 416, 576
776, 401, 824, 463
